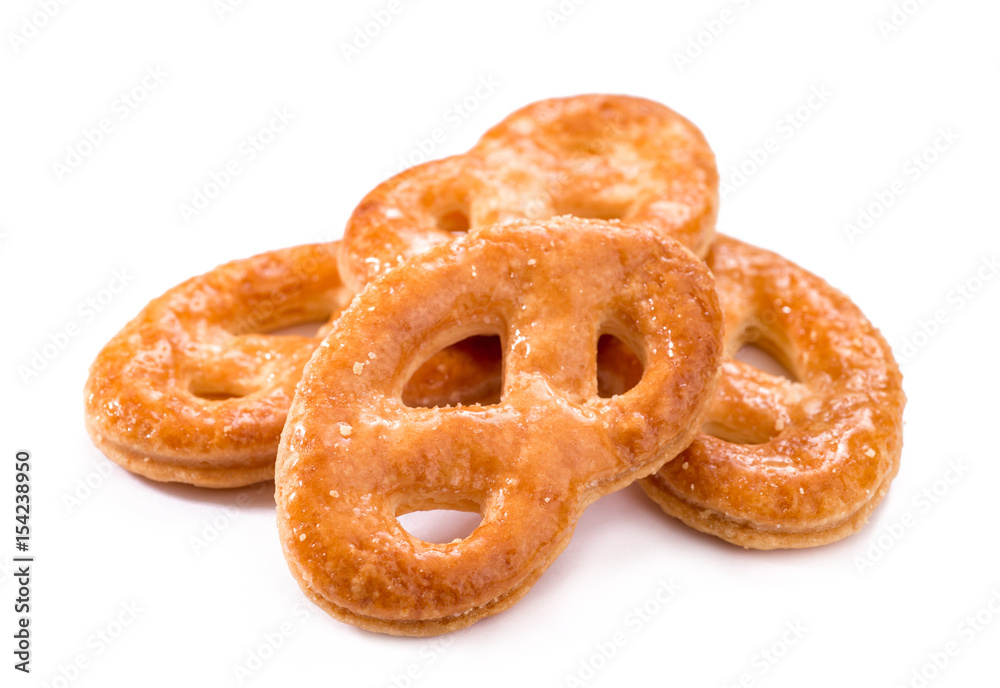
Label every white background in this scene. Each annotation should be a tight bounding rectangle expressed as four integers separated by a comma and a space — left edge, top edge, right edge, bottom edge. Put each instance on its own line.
2, 0, 999, 686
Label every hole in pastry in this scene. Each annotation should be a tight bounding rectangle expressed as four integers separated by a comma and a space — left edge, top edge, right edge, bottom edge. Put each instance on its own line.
397, 503, 482, 544
733, 342, 798, 382
596, 334, 644, 398
188, 380, 248, 401
402, 335, 503, 408
436, 209, 471, 235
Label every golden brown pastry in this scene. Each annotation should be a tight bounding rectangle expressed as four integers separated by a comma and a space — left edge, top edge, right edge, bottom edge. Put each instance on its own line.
276, 218, 724, 635
84, 244, 350, 487
338, 94, 718, 291
640, 236, 905, 549
84, 243, 502, 488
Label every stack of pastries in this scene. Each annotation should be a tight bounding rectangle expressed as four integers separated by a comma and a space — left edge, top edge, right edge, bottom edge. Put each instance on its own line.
85, 95, 904, 635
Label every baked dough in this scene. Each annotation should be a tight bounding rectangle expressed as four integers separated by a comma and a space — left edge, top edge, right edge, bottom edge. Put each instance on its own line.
640, 236, 905, 548
276, 218, 724, 634
85, 244, 351, 487
338, 94, 718, 291
84, 243, 506, 487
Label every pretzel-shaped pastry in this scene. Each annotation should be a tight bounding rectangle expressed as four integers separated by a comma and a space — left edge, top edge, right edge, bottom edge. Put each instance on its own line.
84, 244, 351, 487
84, 243, 498, 488
640, 236, 905, 549
338, 94, 718, 291
276, 218, 724, 635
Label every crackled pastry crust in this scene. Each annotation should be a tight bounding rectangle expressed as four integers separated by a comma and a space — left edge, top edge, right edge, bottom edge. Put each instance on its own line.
640, 236, 905, 549
338, 94, 718, 291
276, 218, 724, 635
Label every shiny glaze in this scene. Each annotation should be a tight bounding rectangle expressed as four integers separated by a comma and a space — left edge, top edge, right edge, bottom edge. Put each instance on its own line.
276, 218, 724, 635
83, 243, 502, 488
339, 94, 718, 291
641, 236, 906, 549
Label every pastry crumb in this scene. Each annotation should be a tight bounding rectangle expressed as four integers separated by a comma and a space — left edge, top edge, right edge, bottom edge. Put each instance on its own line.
339, 423, 352, 437
368, 351, 376, 359
329, 490, 339, 498
682, 461, 689, 470
775, 417, 786, 431
353, 362, 365, 374
865, 448, 876, 458
299, 534, 307, 541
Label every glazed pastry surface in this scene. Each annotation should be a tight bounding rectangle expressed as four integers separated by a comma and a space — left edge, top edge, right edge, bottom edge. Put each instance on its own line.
339, 94, 718, 291
277, 218, 724, 634
641, 236, 905, 549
